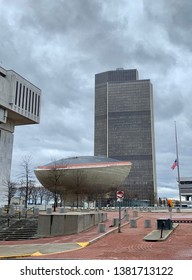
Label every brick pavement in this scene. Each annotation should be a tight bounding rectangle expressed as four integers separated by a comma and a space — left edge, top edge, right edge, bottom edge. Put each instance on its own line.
0, 209, 192, 259
36, 210, 192, 260
27, 209, 192, 260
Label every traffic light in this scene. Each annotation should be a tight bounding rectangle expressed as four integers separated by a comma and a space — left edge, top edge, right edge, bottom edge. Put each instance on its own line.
167, 199, 174, 207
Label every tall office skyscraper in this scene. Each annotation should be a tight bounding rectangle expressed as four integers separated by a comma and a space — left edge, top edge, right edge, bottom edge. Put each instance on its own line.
94, 68, 157, 202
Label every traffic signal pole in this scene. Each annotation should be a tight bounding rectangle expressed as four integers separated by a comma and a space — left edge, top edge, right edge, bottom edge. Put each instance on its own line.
116, 191, 124, 233
118, 199, 122, 233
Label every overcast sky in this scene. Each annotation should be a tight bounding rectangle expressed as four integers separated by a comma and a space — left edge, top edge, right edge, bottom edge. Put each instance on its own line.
1, 0, 191, 199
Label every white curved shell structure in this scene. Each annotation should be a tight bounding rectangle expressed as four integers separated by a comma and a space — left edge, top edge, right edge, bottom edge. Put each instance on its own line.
34, 156, 132, 194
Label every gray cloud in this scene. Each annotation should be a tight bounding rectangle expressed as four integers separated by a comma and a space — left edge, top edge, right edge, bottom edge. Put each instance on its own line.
144, 0, 192, 50
1, 0, 192, 199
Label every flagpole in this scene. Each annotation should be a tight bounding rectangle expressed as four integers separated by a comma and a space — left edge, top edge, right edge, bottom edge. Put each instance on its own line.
175, 121, 182, 208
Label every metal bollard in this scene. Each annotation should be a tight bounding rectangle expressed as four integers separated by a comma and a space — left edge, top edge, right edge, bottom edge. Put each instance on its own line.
160, 221, 165, 238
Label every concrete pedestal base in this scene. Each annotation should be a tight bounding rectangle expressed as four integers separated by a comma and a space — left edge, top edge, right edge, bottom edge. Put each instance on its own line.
130, 218, 137, 228
37, 211, 107, 237
144, 219, 151, 228
98, 223, 105, 233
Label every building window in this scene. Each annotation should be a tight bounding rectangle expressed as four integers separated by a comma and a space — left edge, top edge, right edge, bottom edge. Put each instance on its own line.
18, 83, 22, 107
37, 95, 40, 117
25, 88, 28, 110
34, 93, 37, 115
22, 85, 25, 109
15, 81, 18, 105
28, 90, 31, 112
31, 91, 34, 114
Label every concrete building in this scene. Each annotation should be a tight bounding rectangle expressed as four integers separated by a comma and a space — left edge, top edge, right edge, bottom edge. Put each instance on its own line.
178, 177, 192, 202
0, 66, 41, 206
94, 68, 157, 203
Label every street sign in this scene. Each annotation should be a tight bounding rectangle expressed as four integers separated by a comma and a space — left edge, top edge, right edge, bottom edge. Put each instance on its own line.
116, 190, 124, 199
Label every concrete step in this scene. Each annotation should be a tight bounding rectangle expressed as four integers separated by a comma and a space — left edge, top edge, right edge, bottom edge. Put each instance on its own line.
0, 219, 38, 241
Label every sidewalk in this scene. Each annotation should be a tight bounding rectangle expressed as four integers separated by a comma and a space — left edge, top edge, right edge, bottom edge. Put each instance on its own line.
0, 208, 192, 259
0, 210, 130, 258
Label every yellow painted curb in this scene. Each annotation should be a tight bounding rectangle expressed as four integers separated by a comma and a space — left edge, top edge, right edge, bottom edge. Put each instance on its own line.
77, 242, 89, 247
0, 254, 31, 259
31, 251, 43, 256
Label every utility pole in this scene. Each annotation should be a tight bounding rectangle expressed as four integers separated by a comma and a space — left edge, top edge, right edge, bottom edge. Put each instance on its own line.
175, 121, 182, 208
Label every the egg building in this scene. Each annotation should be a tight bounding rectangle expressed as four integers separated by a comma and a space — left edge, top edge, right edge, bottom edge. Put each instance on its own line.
34, 156, 132, 206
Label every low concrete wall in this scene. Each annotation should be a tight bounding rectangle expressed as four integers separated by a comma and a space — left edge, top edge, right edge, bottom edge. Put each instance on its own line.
37, 211, 107, 237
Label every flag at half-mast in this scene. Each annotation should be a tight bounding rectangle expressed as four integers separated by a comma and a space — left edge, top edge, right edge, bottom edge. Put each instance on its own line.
171, 159, 178, 170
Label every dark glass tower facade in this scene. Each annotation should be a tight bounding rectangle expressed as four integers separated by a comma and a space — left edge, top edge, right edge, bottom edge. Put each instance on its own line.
94, 69, 157, 202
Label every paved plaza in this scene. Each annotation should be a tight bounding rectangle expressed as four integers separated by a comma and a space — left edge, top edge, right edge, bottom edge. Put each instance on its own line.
0, 208, 192, 259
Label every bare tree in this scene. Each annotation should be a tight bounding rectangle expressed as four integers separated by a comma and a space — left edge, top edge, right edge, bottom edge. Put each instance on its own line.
3, 180, 17, 211
17, 180, 26, 205
87, 189, 97, 208
147, 191, 157, 206
48, 160, 68, 211
29, 184, 39, 205
20, 155, 35, 209
36, 185, 49, 205
44, 188, 54, 205
51, 169, 62, 211
71, 169, 88, 208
